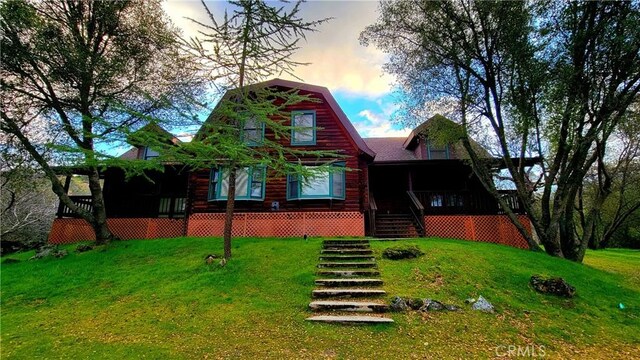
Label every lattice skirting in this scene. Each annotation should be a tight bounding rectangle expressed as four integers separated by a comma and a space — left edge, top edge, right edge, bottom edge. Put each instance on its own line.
187, 212, 364, 238
48, 218, 186, 244
424, 215, 531, 249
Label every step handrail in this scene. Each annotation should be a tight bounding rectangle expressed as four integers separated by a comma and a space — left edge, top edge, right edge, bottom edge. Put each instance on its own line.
407, 191, 426, 236
368, 192, 377, 236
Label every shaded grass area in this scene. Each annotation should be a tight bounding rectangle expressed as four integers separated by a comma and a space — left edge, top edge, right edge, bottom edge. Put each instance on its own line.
1, 237, 638, 359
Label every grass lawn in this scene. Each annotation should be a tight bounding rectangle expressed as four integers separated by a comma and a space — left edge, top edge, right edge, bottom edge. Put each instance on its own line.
1, 237, 638, 359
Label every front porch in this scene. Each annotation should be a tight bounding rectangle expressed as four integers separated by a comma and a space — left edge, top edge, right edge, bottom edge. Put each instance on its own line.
55, 166, 188, 220
367, 162, 525, 239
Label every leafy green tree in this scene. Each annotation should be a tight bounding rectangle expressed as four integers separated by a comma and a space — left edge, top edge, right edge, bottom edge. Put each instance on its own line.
0, 0, 203, 244
362, 0, 640, 261
178, 0, 335, 260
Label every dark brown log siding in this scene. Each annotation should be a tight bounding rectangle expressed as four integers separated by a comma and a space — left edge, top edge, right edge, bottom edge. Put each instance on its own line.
188, 90, 370, 214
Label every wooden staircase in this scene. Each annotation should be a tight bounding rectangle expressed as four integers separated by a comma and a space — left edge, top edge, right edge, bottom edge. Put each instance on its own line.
374, 213, 420, 238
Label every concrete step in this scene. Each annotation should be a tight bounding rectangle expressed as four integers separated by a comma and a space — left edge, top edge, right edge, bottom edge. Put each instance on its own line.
323, 243, 370, 249
309, 300, 389, 313
323, 239, 370, 245
312, 288, 386, 298
317, 262, 377, 268
321, 249, 373, 255
315, 278, 383, 287
317, 270, 380, 277
319, 255, 375, 261
305, 315, 393, 324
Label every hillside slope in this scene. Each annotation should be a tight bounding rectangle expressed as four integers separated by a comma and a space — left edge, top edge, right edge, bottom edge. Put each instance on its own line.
1, 237, 638, 359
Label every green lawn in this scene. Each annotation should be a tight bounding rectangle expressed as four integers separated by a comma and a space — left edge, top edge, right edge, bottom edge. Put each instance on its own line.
1, 237, 638, 359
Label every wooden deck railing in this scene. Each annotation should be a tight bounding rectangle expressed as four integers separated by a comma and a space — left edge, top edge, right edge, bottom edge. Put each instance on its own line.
158, 197, 186, 218
412, 190, 525, 215
57, 196, 93, 218
57, 195, 186, 219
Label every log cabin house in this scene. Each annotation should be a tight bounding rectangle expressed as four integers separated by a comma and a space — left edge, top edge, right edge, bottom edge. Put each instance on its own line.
49, 79, 535, 248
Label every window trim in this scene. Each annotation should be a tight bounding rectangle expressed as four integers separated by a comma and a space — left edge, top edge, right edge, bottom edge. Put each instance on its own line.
143, 146, 159, 160
426, 140, 450, 160
290, 110, 316, 145
208, 166, 266, 201
241, 116, 265, 146
286, 163, 345, 200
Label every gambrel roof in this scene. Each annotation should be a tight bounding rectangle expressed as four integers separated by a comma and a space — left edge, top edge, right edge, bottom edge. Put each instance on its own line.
196, 78, 376, 159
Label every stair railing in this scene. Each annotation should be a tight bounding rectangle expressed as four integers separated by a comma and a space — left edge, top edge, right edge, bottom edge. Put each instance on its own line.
368, 192, 378, 236
407, 191, 426, 237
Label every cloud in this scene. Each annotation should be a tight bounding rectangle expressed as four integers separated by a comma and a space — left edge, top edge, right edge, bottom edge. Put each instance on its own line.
354, 109, 411, 138
163, 1, 407, 138
163, 0, 393, 97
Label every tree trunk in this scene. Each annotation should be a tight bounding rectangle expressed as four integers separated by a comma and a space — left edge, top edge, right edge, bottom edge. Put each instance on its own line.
1, 118, 115, 244
87, 168, 114, 245
223, 167, 237, 260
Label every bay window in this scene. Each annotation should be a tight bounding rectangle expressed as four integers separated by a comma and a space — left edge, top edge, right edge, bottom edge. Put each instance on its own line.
287, 163, 345, 200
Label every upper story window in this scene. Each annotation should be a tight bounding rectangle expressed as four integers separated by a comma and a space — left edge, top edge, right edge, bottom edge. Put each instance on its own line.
287, 162, 345, 200
208, 166, 265, 201
426, 140, 449, 160
242, 116, 264, 146
291, 110, 316, 145
143, 147, 159, 160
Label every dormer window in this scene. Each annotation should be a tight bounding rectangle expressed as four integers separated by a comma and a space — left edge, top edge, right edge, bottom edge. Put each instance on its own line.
291, 110, 316, 145
242, 116, 264, 146
143, 147, 159, 160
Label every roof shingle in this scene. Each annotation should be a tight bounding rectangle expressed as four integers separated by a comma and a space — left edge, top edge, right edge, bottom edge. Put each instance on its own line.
363, 137, 417, 162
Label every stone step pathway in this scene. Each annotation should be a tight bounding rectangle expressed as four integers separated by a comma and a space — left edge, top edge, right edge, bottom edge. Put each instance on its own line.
306, 315, 394, 324
321, 249, 374, 255
319, 255, 375, 261
306, 239, 394, 325
315, 278, 383, 287
323, 243, 371, 249
317, 261, 377, 268
309, 300, 388, 313
316, 270, 381, 277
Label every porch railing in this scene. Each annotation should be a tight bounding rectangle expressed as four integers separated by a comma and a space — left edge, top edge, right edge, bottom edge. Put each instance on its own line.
407, 191, 426, 236
412, 190, 525, 215
158, 197, 186, 218
57, 196, 93, 218
368, 192, 378, 236
57, 195, 187, 219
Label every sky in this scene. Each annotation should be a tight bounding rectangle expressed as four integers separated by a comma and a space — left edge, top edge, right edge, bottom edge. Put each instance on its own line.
162, 0, 413, 139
